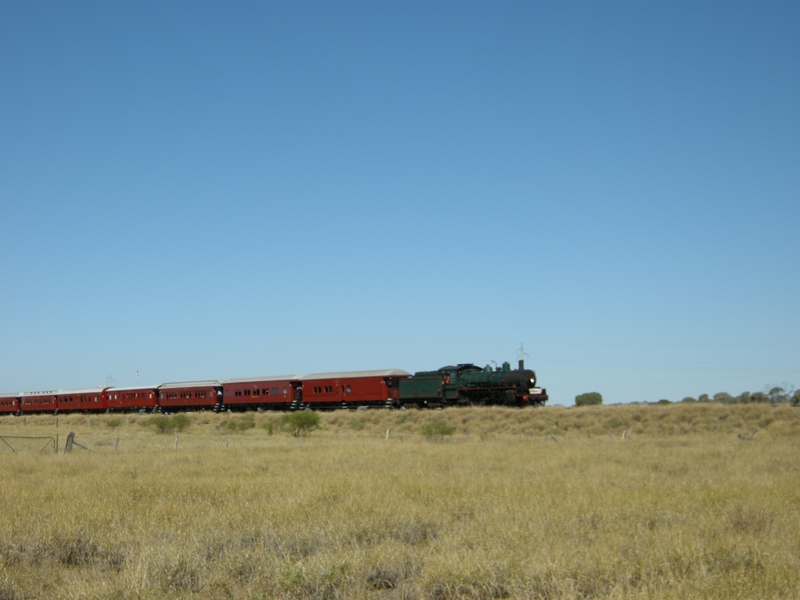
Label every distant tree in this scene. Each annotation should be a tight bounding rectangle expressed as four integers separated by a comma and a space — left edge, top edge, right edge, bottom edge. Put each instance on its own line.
575, 392, 603, 406
735, 392, 751, 404
768, 386, 789, 404
681, 397, 697, 403
698, 394, 710, 403
751, 391, 769, 403
713, 392, 734, 404
657, 399, 672, 405
792, 390, 800, 407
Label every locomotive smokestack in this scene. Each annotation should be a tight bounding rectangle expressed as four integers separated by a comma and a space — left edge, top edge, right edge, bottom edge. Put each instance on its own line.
519, 359, 524, 370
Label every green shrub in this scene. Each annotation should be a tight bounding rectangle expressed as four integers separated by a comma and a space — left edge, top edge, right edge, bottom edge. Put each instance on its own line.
140, 414, 191, 434
222, 413, 255, 433
283, 411, 320, 437
106, 417, 122, 429
751, 392, 769, 403
421, 419, 456, 441
575, 392, 603, 406
260, 418, 279, 435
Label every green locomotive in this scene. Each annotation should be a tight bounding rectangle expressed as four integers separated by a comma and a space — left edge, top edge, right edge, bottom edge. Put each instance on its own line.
397, 360, 547, 407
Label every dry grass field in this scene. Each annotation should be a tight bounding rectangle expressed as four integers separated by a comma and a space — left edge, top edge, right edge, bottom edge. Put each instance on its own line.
1, 403, 799, 599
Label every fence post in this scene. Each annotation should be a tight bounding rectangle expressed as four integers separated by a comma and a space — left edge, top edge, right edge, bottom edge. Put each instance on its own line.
386, 429, 390, 440
114, 438, 119, 451
174, 435, 179, 450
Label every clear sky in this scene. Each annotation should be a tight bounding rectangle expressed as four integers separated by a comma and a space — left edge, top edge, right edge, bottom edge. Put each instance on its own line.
1, 1, 798, 405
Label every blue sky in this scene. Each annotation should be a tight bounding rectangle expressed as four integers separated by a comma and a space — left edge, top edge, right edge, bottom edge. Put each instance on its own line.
1, 1, 798, 405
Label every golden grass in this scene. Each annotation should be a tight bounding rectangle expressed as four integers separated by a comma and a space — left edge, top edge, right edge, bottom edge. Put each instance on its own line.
1, 404, 799, 599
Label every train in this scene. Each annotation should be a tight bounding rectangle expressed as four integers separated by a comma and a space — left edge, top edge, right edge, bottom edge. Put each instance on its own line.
0, 359, 547, 415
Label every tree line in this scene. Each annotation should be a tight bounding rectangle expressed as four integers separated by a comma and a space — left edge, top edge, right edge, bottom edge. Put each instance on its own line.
574, 386, 800, 407
680, 386, 800, 405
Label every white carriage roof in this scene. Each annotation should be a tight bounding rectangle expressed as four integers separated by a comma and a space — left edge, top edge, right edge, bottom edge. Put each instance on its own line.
219, 375, 303, 385
107, 385, 160, 392
159, 380, 220, 389
20, 388, 105, 396
0, 392, 20, 398
301, 369, 411, 380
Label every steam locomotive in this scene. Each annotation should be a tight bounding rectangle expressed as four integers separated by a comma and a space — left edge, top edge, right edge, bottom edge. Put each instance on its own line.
398, 360, 546, 407
0, 359, 547, 414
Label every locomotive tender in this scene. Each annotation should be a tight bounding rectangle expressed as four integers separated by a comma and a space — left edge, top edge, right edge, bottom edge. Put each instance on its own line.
0, 360, 547, 415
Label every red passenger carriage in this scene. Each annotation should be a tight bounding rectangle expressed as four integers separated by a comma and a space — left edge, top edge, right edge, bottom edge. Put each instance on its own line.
0, 393, 19, 413
54, 388, 107, 412
221, 376, 301, 410
18, 391, 58, 413
158, 381, 220, 410
299, 369, 410, 408
106, 386, 159, 411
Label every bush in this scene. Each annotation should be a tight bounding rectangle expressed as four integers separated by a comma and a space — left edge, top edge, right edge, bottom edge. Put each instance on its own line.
768, 386, 790, 403
260, 419, 279, 435
222, 413, 255, 433
106, 417, 122, 429
751, 392, 769, 403
575, 392, 602, 406
141, 414, 191, 434
421, 419, 456, 441
283, 411, 320, 437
